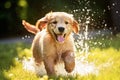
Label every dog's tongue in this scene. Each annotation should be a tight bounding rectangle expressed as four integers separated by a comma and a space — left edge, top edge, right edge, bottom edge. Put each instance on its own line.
57, 35, 64, 42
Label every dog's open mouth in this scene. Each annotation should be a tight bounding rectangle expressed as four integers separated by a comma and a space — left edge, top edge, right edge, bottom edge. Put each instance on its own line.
53, 31, 66, 42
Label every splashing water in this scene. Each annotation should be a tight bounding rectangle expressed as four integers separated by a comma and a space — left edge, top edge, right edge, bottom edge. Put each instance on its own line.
22, 58, 98, 76
22, 13, 99, 76
22, 16, 99, 76
22, 0, 115, 76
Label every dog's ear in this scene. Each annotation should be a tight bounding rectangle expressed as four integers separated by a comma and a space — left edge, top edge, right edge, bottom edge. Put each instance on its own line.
35, 17, 48, 31
72, 20, 79, 34
22, 20, 39, 34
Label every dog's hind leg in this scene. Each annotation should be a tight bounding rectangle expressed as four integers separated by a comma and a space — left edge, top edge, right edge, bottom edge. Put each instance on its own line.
62, 52, 75, 73
32, 34, 42, 66
32, 46, 42, 66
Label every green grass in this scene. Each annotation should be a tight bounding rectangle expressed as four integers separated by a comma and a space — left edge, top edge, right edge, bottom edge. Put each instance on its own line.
0, 36, 120, 80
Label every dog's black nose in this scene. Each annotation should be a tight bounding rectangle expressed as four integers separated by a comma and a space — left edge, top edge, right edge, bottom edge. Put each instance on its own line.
58, 27, 65, 32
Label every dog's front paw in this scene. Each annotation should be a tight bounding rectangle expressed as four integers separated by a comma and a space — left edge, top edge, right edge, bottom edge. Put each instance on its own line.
62, 52, 75, 73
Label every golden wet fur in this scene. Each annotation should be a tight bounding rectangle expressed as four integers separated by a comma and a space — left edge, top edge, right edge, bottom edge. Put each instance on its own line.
22, 12, 79, 75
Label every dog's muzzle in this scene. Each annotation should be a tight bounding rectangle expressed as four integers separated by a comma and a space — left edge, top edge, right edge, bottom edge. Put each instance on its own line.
53, 27, 66, 43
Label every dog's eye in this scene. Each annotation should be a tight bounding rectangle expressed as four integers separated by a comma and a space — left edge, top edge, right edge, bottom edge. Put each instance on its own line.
52, 21, 57, 24
65, 21, 69, 24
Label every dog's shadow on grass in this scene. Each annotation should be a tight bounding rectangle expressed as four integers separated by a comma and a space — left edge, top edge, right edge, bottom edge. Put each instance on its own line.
0, 43, 30, 80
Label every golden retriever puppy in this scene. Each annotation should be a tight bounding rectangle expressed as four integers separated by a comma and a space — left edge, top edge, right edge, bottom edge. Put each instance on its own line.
22, 12, 79, 75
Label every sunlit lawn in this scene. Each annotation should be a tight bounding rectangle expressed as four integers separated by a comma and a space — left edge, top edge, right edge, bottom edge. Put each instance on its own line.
0, 36, 120, 80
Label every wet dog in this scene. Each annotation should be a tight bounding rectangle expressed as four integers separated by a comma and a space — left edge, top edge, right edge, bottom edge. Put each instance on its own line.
22, 12, 79, 75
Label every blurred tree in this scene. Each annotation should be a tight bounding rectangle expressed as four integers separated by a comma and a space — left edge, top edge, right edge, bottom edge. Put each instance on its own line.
26, 0, 71, 23
26, 0, 108, 30
0, 0, 119, 38
0, 0, 18, 37
0, 0, 28, 38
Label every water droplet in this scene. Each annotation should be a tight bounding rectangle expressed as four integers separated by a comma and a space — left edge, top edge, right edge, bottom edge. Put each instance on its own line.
116, 11, 119, 13
94, 42, 97, 45
25, 35, 27, 38
110, 32, 113, 35
28, 36, 30, 38
91, 14, 94, 16
105, 24, 107, 27
82, 9, 85, 11
107, 6, 110, 10
98, 42, 102, 45
98, 30, 101, 34
102, 34, 105, 36
103, 9, 106, 12
102, 38, 104, 40
103, 28, 106, 31
110, 37, 113, 40
22, 37, 24, 40
64, 6, 67, 8
112, 3, 115, 6
85, 7, 87, 9
93, 2, 96, 4
86, 21, 90, 24
109, 27, 112, 30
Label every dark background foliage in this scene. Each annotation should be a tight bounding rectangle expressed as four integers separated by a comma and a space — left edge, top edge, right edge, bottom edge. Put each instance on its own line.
0, 0, 120, 38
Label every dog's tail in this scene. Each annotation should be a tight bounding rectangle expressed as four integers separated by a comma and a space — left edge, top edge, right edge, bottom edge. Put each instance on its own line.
22, 20, 39, 34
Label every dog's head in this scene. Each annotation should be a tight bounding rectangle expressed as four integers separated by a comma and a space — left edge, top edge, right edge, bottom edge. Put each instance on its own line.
37, 12, 79, 43
22, 12, 79, 43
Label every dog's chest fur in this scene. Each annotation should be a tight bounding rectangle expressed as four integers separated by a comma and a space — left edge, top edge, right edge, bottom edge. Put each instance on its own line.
38, 30, 75, 58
